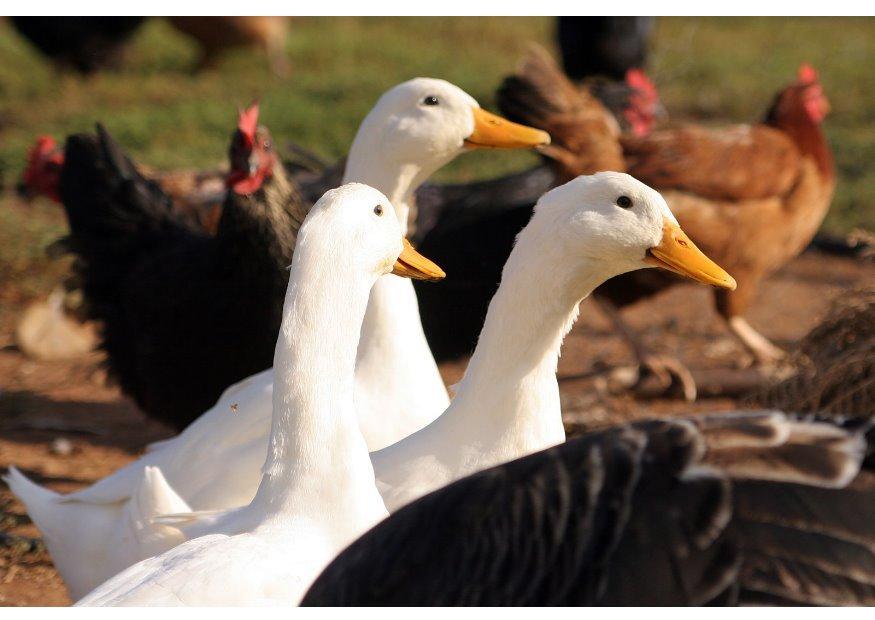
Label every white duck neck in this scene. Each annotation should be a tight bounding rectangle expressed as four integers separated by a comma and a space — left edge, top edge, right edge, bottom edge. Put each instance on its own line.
445, 223, 613, 454
252, 240, 383, 519
340, 124, 452, 447
343, 147, 442, 235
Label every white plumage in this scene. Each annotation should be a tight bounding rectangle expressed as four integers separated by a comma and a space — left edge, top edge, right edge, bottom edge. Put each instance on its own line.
6, 78, 547, 598
77, 183, 420, 606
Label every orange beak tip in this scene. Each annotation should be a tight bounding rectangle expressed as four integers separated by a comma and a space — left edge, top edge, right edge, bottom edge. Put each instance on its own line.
466, 107, 552, 150
646, 222, 736, 291
391, 239, 446, 282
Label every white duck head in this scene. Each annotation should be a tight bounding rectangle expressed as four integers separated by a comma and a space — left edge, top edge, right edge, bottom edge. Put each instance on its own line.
344, 78, 551, 229
262, 181, 444, 498
448, 172, 736, 451
521, 171, 737, 293
297, 182, 445, 286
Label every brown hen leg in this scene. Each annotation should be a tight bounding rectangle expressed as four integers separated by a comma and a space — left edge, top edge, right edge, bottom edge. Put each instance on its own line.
726, 316, 786, 364
715, 283, 786, 365
594, 297, 697, 401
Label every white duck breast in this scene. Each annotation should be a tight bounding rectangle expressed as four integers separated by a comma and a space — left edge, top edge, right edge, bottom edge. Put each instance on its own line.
4, 78, 547, 598
77, 183, 445, 606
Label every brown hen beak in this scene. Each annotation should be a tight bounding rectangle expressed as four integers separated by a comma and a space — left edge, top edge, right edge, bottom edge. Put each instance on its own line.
392, 239, 446, 281
464, 108, 551, 150
645, 220, 737, 290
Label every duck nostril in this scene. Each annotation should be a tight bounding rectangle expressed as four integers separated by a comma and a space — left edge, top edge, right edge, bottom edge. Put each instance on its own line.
677, 239, 688, 248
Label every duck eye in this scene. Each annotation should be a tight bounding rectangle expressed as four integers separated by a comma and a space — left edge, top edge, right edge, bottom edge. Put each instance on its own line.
373, 205, 384, 216
422, 96, 439, 106
616, 195, 633, 209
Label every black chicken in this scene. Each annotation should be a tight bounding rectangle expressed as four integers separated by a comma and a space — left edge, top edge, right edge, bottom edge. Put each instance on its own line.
59, 105, 307, 429
557, 16, 654, 82
9, 17, 145, 74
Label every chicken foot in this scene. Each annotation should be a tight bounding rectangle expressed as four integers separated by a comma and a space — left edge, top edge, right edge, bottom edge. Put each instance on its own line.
727, 315, 787, 365
594, 297, 697, 401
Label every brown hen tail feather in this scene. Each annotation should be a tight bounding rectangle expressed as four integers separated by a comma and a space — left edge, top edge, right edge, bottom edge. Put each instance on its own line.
497, 44, 624, 179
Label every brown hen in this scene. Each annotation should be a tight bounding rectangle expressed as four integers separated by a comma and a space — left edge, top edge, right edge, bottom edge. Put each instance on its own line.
498, 51, 834, 396
619, 63, 834, 363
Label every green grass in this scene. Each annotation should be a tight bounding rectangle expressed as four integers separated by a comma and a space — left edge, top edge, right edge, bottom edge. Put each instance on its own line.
649, 17, 875, 236
0, 17, 872, 308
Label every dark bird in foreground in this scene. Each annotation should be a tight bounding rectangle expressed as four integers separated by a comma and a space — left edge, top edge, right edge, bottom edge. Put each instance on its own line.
9, 17, 145, 75
302, 411, 875, 606
58, 105, 307, 429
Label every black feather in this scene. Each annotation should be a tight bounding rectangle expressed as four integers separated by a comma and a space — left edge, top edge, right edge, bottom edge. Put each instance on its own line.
58, 125, 302, 429
302, 413, 874, 606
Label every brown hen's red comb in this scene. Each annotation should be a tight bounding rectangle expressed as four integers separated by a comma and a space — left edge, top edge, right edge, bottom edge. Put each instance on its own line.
625, 69, 657, 97
237, 102, 260, 140
798, 64, 819, 85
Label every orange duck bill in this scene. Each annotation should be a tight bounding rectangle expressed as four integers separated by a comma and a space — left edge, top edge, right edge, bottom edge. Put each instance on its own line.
464, 108, 551, 150
392, 239, 446, 281
645, 220, 737, 290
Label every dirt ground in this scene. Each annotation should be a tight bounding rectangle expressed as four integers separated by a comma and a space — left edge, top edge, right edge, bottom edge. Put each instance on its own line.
0, 249, 871, 606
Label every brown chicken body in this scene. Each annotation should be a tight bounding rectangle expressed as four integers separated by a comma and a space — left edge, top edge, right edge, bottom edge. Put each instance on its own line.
619, 65, 834, 363
499, 53, 834, 396
168, 17, 290, 75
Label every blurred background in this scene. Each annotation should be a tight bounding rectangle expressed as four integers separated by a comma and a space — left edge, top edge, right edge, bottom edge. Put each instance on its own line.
1, 17, 873, 323
0, 16, 872, 605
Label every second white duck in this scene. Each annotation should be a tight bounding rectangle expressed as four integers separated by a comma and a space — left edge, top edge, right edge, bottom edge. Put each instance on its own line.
75, 183, 443, 606
371, 171, 736, 510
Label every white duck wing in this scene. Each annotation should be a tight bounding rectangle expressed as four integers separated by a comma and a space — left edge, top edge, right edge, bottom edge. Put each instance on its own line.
303, 411, 875, 606
127, 466, 191, 559
4, 465, 188, 600
65, 369, 274, 508
5, 371, 273, 598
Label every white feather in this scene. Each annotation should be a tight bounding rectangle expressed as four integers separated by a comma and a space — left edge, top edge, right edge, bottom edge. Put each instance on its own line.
78, 184, 393, 606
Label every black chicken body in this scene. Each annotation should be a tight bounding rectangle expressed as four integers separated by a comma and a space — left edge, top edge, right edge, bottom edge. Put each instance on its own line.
10, 17, 145, 74
60, 106, 305, 429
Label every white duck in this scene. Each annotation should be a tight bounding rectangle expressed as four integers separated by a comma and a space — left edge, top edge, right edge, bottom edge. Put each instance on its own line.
370, 172, 736, 511
347, 78, 549, 447
6, 78, 548, 599
75, 183, 444, 606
